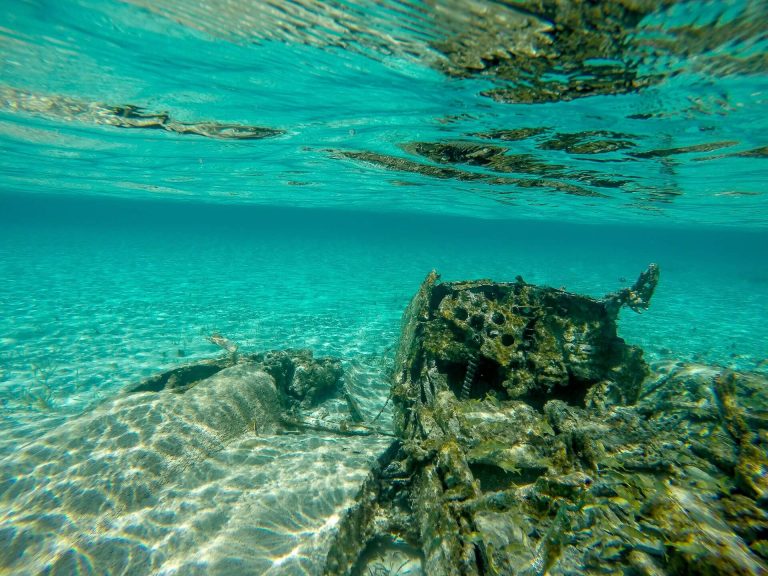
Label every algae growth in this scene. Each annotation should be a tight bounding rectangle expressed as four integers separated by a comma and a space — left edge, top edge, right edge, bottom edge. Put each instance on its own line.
323, 266, 768, 576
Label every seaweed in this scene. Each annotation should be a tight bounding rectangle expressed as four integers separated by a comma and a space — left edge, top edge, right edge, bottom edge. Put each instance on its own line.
322, 267, 768, 576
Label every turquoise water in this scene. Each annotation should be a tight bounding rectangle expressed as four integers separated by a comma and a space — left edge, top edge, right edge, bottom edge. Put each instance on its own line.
0, 1, 767, 574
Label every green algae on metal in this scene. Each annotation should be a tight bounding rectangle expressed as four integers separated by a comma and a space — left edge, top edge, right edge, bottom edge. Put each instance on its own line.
322, 266, 768, 576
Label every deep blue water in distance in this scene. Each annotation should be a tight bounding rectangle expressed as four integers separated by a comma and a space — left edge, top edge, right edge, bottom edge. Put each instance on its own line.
3, 192, 766, 407
0, 0, 767, 574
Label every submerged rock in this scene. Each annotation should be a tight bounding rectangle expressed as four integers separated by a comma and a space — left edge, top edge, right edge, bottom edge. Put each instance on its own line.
322, 267, 768, 576
126, 348, 344, 411
0, 349, 377, 575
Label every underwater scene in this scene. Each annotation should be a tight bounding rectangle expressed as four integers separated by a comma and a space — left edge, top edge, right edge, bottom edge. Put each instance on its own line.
0, 1, 767, 575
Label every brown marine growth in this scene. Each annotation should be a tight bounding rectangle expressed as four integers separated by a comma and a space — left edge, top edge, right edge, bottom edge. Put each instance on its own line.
323, 266, 768, 576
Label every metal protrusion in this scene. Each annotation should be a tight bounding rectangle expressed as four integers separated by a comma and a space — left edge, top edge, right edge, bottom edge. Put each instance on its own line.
460, 354, 478, 400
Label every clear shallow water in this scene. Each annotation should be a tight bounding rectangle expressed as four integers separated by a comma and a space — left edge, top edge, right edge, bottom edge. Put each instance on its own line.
0, 0, 767, 574
2, 194, 766, 414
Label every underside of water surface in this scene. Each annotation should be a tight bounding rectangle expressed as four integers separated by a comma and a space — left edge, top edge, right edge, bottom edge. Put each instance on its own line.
0, 1, 767, 575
